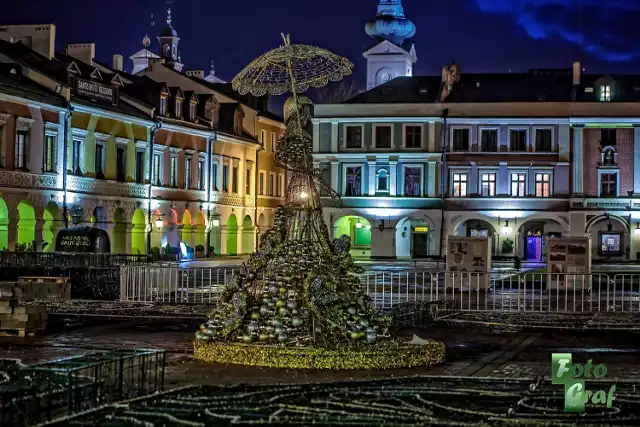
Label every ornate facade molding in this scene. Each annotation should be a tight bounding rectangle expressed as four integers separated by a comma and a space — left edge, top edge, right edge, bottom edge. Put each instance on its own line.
0, 113, 10, 126
16, 117, 35, 131
66, 175, 148, 199
0, 170, 58, 190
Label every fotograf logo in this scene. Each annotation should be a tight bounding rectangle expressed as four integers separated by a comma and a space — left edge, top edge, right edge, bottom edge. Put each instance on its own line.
551, 353, 616, 412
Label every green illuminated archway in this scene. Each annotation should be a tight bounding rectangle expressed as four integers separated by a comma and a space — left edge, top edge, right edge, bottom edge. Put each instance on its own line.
194, 211, 206, 249
0, 197, 8, 250
17, 201, 36, 250
334, 216, 372, 258
226, 214, 238, 256
131, 209, 146, 255
241, 215, 254, 255
181, 210, 193, 246
112, 208, 127, 254
43, 202, 61, 252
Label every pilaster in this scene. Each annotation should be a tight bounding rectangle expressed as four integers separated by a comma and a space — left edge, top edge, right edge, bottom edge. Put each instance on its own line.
34, 219, 44, 251
368, 160, 376, 196
7, 218, 17, 251
126, 138, 136, 181
330, 121, 339, 153
330, 161, 339, 193
572, 126, 584, 195
427, 161, 437, 197
389, 161, 398, 196
312, 122, 320, 153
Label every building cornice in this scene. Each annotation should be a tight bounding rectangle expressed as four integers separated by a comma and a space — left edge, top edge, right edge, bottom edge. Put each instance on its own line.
257, 116, 285, 128
160, 121, 216, 139
312, 152, 442, 161
72, 103, 154, 128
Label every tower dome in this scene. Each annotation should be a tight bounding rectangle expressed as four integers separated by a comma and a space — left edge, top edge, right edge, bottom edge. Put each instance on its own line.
365, 0, 416, 46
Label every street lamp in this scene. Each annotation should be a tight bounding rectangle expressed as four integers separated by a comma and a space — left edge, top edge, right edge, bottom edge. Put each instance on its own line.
154, 213, 165, 229
210, 210, 221, 228
355, 218, 362, 229
635, 223, 640, 237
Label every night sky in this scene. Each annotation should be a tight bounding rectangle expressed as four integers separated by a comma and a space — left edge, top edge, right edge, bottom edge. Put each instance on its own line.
4, 0, 640, 84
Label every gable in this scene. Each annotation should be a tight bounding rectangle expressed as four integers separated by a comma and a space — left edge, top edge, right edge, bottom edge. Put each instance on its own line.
90, 68, 103, 81
363, 40, 410, 58
111, 74, 124, 87
66, 61, 81, 75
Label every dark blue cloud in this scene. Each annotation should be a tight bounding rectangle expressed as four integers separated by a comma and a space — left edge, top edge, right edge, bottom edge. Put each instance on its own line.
475, 0, 640, 61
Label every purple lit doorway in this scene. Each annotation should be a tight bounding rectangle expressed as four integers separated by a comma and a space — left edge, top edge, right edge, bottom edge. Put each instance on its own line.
525, 230, 543, 261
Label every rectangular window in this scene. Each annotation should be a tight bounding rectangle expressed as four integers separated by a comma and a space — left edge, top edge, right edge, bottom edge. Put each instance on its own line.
185, 158, 192, 189
246, 168, 251, 195
232, 166, 238, 193
170, 156, 177, 187
269, 174, 274, 196
276, 172, 281, 196
601, 128, 616, 146
480, 129, 498, 152
405, 126, 422, 148
535, 129, 553, 152
345, 126, 362, 148
510, 129, 527, 151
452, 173, 468, 197
260, 130, 267, 145
15, 130, 27, 169
480, 173, 496, 197
259, 172, 264, 195
535, 173, 551, 197
116, 146, 126, 182
95, 144, 105, 178
136, 151, 145, 184
223, 165, 229, 192
452, 128, 469, 151
198, 159, 205, 190
600, 85, 611, 102
212, 162, 218, 190
175, 99, 183, 118
375, 125, 392, 148
43, 134, 55, 172
404, 167, 421, 196
600, 173, 617, 197
510, 173, 526, 196
271, 132, 276, 152
152, 153, 161, 185
345, 167, 362, 196
72, 139, 82, 175
160, 96, 167, 115
280, 175, 285, 197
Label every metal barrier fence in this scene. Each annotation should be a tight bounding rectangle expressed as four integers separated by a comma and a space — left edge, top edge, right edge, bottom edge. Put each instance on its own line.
119, 266, 640, 313
0, 349, 166, 426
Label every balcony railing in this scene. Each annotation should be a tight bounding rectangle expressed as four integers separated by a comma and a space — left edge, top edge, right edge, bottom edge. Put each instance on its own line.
0, 169, 58, 190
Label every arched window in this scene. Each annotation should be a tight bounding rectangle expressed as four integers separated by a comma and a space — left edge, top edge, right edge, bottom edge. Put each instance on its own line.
376, 168, 389, 192
601, 147, 617, 166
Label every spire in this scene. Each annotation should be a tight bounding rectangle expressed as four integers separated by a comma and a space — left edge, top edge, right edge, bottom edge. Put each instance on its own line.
365, 0, 416, 46
210, 60, 216, 76
167, 7, 172, 26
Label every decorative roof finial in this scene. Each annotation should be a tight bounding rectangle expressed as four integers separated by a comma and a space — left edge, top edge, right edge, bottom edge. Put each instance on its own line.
167, 8, 172, 26
143, 34, 151, 48
210, 60, 216, 76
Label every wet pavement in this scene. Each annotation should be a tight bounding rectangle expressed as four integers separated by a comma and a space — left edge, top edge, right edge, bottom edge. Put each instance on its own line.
1, 314, 640, 390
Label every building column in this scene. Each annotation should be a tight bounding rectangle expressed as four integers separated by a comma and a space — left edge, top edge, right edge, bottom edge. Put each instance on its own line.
427, 161, 437, 197
312, 122, 320, 152
389, 161, 398, 196
236, 226, 244, 256
220, 225, 228, 255
105, 136, 117, 180
217, 157, 224, 191
237, 157, 245, 197
371, 221, 396, 259
634, 126, 640, 195
34, 219, 44, 251
497, 162, 509, 195
330, 161, 339, 194
368, 160, 376, 196
330, 121, 339, 153
7, 218, 17, 251
572, 126, 584, 195
249, 161, 256, 197
125, 224, 133, 254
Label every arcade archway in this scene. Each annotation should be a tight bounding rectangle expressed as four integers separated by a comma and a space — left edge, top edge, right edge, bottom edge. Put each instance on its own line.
131, 209, 147, 255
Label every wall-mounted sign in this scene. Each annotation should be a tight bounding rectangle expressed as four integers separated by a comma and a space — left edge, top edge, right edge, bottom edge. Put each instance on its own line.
76, 78, 117, 104
413, 227, 429, 233
445, 236, 492, 290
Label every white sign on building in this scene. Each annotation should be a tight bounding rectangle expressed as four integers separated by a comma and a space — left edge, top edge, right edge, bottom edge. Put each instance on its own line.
546, 237, 592, 291
445, 236, 492, 290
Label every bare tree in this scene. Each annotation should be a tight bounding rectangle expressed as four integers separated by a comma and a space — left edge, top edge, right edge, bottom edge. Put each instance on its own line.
314, 80, 364, 104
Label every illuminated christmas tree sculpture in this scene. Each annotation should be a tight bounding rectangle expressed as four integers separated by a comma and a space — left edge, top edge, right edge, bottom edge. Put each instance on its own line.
193, 35, 393, 349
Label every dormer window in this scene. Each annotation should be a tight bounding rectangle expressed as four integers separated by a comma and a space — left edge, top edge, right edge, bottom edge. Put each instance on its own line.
175, 97, 183, 119
160, 95, 168, 116
189, 101, 197, 121
600, 85, 611, 102
601, 147, 617, 166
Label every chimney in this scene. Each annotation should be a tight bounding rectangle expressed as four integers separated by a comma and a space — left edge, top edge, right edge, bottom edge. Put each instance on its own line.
112, 54, 123, 71
186, 70, 204, 80
65, 43, 95, 65
573, 61, 581, 86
